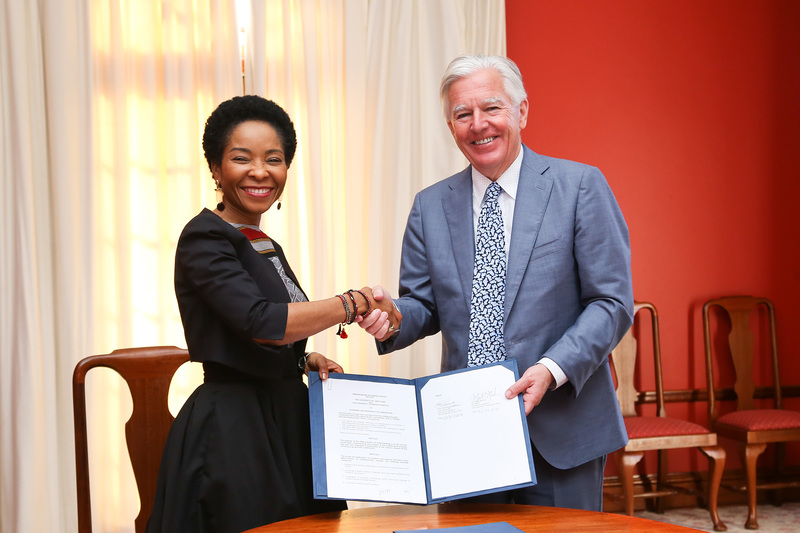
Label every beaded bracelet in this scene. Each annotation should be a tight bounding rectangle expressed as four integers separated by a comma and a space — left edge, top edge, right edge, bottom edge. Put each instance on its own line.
339, 293, 352, 324
336, 294, 351, 338
349, 289, 372, 317
345, 291, 358, 323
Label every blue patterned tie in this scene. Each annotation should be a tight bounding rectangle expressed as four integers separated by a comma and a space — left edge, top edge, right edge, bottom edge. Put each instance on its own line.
468, 181, 506, 366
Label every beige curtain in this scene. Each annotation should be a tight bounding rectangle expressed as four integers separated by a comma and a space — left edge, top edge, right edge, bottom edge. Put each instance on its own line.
86, 1, 241, 529
1, 0, 93, 530
0, 0, 503, 531
246, 0, 506, 381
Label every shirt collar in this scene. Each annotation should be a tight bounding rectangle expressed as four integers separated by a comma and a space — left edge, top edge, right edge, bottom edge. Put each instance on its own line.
470, 148, 523, 202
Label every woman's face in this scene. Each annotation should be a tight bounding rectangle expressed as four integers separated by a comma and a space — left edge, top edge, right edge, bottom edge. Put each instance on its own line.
212, 120, 288, 225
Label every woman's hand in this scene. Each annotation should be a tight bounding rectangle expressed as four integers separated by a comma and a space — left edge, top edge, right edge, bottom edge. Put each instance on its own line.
305, 351, 343, 379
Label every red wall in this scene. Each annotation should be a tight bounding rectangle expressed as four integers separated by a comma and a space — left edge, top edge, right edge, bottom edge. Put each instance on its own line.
506, 0, 800, 475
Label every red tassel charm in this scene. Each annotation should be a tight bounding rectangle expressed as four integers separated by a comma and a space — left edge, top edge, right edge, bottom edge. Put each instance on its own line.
337, 324, 348, 339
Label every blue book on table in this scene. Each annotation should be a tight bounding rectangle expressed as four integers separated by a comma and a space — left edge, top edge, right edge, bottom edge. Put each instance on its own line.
394, 522, 524, 533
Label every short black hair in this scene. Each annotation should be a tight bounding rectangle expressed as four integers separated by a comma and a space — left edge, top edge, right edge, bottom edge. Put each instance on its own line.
202, 95, 297, 171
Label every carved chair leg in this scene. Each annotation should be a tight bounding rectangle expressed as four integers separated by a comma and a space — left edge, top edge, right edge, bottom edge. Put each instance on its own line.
700, 445, 727, 532
739, 442, 767, 530
617, 451, 644, 516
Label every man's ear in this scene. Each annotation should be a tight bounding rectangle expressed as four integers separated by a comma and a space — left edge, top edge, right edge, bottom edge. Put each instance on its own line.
518, 99, 529, 130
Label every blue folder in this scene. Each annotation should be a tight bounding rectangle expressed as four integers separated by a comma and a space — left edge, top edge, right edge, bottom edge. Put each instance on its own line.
309, 359, 536, 504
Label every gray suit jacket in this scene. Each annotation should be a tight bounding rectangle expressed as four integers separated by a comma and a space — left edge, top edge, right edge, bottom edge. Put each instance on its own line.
380, 145, 633, 469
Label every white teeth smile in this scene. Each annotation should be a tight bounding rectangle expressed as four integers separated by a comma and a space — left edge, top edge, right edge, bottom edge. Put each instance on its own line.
474, 137, 495, 145
243, 187, 271, 195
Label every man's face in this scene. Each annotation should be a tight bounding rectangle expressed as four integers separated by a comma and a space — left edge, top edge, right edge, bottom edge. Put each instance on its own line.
446, 69, 528, 181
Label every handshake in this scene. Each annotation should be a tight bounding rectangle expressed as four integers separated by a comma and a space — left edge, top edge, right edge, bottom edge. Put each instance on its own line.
356, 285, 402, 342
351, 285, 550, 415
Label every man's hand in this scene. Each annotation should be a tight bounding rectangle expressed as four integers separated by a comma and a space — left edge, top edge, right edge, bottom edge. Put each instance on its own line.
505, 363, 554, 415
356, 285, 402, 341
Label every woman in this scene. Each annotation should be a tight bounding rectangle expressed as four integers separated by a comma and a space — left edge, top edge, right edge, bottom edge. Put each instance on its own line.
147, 95, 397, 532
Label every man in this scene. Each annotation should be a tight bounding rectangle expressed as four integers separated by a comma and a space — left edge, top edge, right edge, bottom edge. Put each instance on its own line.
360, 55, 633, 510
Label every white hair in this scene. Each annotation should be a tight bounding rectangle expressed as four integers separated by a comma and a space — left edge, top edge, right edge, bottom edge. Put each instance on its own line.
439, 55, 527, 120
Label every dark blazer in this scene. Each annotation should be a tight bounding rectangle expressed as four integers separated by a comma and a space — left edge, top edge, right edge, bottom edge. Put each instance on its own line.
175, 209, 306, 379
381, 145, 633, 469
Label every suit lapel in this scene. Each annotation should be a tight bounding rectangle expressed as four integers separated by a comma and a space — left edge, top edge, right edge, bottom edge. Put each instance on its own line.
505, 146, 553, 318
442, 169, 475, 310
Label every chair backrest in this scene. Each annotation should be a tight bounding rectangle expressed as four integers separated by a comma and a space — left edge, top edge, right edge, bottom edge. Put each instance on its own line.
703, 296, 781, 423
73, 346, 190, 533
610, 301, 666, 418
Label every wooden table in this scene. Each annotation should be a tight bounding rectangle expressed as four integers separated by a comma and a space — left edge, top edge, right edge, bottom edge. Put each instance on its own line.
244, 502, 702, 532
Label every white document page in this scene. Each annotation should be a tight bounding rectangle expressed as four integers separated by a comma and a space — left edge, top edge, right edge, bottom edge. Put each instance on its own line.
420, 364, 532, 499
322, 378, 427, 503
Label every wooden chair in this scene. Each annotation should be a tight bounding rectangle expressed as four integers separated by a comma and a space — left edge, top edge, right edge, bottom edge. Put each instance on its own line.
611, 301, 726, 531
73, 346, 190, 533
703, 296, 800, 529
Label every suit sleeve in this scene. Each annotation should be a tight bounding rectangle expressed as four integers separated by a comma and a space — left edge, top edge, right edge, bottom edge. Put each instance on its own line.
541, 166, 633, 396
377, 193, 441, 354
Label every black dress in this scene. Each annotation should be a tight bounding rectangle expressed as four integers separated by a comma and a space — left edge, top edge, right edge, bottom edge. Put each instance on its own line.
147, 209, 345, 533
